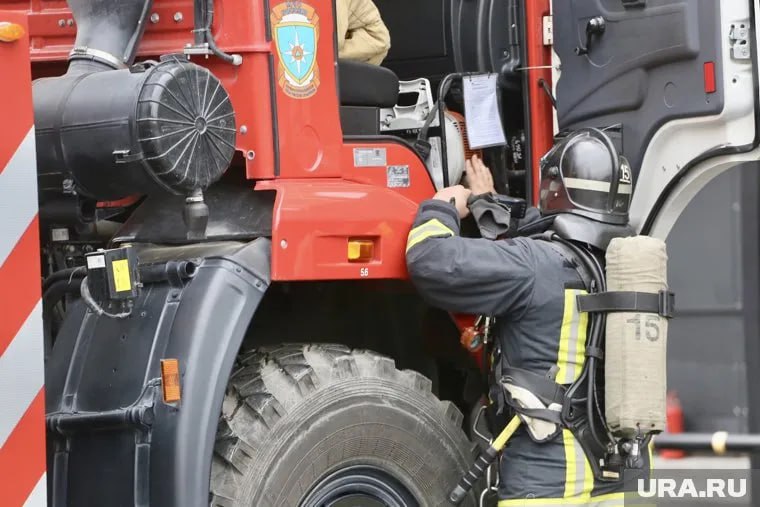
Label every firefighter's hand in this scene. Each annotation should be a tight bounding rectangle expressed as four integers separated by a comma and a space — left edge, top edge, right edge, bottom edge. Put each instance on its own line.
434, 185, 472, 218
465, 155, 495, 196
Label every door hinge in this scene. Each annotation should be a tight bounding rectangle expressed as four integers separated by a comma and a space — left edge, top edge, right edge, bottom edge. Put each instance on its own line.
543, 16, 553, 46
729, 23, 751, 60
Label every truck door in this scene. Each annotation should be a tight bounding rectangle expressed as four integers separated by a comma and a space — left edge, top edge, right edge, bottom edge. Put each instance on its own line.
550, 0, 758, 233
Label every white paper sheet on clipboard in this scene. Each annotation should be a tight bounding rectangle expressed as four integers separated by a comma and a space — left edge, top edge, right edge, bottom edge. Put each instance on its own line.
463, 73, 507, 149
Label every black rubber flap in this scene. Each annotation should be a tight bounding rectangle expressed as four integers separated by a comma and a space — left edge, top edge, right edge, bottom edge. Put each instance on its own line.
136, 59, 236, 194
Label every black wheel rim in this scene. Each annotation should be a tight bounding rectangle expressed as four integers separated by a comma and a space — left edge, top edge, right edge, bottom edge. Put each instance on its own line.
300, 465, 418, 507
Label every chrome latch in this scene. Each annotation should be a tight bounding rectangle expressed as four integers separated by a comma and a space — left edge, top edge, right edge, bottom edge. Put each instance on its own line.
543, 16, 553, 46
729, 23, 751, 60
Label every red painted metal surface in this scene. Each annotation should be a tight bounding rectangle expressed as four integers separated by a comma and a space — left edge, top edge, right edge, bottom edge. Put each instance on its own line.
0, 10, 47, 506
271, 0, 343, 180
525, 0, 554, 205
0, 9, 33, 171
0, 1, 432, 282
341, 142, 434, 202
0, 0, 277, 178
256, 141, 434, 280
257, 178, 420, 280
2, 0, 551, 284
4, 0, 434, 280
0, 0, 345, 182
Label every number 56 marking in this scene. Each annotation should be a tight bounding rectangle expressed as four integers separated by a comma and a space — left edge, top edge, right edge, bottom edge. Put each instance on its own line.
360, 268, 369, 277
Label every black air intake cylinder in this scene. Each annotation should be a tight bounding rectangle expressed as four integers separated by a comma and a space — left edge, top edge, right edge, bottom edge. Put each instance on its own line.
34, 58, 236, 200
66, 0, 152, 72
33, 0, 236, 202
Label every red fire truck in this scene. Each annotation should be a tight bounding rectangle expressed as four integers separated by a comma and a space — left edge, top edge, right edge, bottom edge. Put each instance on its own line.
1, 0, 758, 505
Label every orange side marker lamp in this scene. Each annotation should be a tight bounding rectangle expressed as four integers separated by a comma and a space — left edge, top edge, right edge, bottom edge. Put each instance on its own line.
0, 22, 24, 43
347, 239, 374, 262
161, 358, 182, 403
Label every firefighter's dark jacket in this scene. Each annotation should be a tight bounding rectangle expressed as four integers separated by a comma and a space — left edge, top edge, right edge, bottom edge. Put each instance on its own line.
405, 199, 637, 501
406, 199, 588, 380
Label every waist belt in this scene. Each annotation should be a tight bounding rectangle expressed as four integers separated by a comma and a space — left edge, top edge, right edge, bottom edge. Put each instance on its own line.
500, 366, 569, 443
501, 367, 565, 425
500, 366, 616, 480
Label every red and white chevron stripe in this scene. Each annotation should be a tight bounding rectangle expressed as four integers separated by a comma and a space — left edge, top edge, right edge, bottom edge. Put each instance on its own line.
0, 11, 48, 507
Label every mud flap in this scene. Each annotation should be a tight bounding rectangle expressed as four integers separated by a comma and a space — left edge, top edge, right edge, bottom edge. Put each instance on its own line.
45, 238, 271, 507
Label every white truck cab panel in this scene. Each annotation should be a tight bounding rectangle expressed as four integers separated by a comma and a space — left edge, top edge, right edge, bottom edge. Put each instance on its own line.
551, 0, 758, 239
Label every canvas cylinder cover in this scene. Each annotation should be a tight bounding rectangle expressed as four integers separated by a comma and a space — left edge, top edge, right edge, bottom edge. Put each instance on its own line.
604, 236, 668, 438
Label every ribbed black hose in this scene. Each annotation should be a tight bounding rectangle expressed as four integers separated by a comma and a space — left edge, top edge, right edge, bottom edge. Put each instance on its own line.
194, 0, 207, 45
204, 0, 238, 64
42, 279, 83, 357
43, 266, 86, 292
549, 235, 612, 448
583, 246, 618, 443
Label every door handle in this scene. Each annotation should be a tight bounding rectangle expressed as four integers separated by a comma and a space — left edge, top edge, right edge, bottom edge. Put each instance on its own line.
575, 16, 606, 56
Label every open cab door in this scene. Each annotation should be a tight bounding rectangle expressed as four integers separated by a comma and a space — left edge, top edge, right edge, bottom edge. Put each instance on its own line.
549, 0, 759, 238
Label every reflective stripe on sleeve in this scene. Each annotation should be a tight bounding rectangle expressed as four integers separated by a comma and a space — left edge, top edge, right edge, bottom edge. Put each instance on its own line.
405, 218, 455, 252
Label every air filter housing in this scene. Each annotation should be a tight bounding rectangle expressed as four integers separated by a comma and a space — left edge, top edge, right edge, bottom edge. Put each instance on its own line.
34, 57, 236, 201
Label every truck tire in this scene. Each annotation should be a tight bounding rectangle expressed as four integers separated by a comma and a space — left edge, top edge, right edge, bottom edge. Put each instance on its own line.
210, 344, 479, 506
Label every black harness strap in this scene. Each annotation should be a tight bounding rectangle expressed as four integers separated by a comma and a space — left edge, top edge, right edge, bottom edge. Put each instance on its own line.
510, 406, 563, 425
585, 345, 604, 360
521, 234, 664, 482
502, 368, 566, 405
577, 290, 675, 318
500, 367, 567, 427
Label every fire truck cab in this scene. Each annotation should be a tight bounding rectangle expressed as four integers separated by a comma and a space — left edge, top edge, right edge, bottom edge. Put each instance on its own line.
0, 0, 758, 505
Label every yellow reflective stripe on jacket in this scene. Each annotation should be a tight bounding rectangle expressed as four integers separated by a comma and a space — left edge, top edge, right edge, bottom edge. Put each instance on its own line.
557, 289, 589, 384
556, 291, 593, 502
498, 491, 626, 506
562, 429, 594, 499
405, 218, 454, 253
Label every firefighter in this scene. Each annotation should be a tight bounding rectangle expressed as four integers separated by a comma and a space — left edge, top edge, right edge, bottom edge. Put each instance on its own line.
335, 0, 391, 65
406, 130, 651, 505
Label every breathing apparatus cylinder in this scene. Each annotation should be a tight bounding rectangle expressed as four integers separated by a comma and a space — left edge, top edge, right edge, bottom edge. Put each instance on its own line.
604, 236, 669, 438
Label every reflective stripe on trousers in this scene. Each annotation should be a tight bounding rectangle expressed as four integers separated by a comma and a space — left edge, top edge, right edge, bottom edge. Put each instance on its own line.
498, 491, 626, 506
500, 289, 600, 503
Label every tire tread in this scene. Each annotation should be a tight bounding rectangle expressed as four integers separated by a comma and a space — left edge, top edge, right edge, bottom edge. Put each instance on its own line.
209, 344, 467, 506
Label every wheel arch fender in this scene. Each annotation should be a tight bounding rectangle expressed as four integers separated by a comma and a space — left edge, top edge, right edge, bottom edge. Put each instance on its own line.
150, 238, 272, 506
44, 238, 272, 507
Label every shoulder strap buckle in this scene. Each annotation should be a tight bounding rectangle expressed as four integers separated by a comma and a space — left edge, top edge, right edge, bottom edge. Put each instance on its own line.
659, 289, 675, 318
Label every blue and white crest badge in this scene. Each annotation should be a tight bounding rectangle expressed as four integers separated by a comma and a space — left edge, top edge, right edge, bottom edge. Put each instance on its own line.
271, 1, 320, 99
